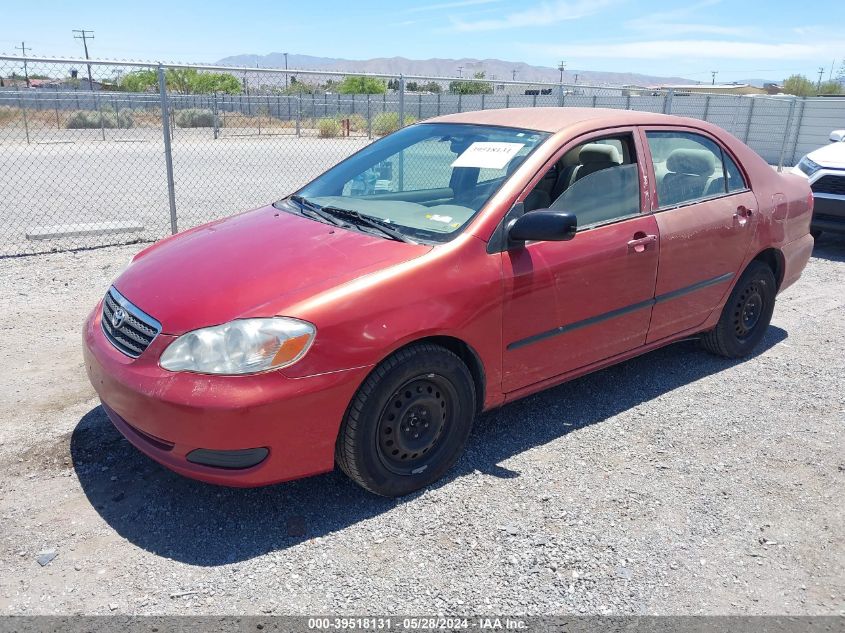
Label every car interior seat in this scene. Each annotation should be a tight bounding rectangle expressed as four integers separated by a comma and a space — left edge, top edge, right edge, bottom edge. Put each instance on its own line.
551, 144, 621, 200
660, 148, 716, 206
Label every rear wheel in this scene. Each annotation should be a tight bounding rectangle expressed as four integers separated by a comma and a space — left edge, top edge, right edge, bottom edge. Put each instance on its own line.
335, 344, 476, 497
701, 261, 776, 358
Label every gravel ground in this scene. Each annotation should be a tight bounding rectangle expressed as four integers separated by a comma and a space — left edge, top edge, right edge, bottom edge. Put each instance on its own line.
0, 234, 843, 616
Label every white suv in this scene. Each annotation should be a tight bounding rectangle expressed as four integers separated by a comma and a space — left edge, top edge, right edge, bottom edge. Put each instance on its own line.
792, 130, 845, 236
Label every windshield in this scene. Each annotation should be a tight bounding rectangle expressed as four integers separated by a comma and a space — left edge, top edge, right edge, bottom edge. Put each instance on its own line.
287, 123, 549, 243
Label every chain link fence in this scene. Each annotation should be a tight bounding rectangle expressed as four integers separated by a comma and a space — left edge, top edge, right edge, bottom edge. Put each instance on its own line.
2, 55, 844, 256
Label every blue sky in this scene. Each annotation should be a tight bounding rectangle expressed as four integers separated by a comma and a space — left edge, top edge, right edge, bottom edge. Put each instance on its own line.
2, 0, 843, 81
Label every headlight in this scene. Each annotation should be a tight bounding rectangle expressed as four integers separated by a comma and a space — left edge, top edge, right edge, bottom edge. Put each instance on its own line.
160, 317, 316, 375
797, 156, 821, 177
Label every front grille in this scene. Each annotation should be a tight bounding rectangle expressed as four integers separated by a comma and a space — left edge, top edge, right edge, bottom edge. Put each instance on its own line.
101, 287, 162, 358
812, 175, 845, 196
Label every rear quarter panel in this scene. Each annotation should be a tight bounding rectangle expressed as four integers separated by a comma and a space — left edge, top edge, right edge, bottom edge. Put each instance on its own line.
715, 128, 813, 290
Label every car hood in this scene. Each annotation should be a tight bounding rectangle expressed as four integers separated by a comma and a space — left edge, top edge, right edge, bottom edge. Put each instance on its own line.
807, 142, 845, 168
114, 205, 431, 334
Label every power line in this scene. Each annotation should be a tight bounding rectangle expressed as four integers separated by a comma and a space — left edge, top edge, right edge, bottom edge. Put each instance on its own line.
15, 41, 31, 87
72, 29, 95, 91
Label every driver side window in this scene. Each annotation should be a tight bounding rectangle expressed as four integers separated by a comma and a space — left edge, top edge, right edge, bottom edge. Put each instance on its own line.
523, 134, 642, 229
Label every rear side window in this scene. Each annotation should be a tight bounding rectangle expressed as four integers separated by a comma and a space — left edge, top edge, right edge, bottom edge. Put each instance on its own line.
646, 131, 746, 208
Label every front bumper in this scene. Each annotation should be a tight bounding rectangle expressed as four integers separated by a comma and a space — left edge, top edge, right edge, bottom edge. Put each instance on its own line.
811, 196, 845, 233
83, 302, 371, 487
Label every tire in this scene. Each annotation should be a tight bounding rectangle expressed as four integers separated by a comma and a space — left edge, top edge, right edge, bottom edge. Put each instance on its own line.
701, 261, 776, 359
335, 343, 476, 497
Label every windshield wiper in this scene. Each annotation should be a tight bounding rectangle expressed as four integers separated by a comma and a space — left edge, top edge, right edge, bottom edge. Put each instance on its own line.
319, 205, 416, 244
288, 195, 344, 226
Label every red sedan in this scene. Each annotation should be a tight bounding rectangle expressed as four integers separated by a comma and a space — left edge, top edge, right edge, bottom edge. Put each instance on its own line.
83, 108, 814, 497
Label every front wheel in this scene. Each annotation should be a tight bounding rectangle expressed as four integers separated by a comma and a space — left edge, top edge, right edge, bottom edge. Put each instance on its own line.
701, 261, 776, 358
335, 344, 476, 497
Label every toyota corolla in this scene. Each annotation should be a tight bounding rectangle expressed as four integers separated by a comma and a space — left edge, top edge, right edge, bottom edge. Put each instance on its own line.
83, 108, 814, 497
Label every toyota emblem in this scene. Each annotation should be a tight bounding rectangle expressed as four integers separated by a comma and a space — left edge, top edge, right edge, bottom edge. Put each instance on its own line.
111, 308, 126, 329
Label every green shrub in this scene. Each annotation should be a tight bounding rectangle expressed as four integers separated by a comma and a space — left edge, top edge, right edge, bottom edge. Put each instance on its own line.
65, 108, 134, 129
372, 112, 417, 135
317, 117, 342, 138
174, 108, 216, 128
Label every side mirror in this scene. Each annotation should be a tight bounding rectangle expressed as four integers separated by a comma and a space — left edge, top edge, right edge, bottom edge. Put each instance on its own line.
508, 210, 577, 244
830, 130, 845, 143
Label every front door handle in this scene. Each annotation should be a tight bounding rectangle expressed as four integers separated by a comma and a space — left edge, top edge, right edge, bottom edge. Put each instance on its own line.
627, 234, 657, 253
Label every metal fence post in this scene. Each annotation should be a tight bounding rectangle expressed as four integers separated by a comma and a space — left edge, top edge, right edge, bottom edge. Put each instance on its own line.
558, 83, 564, 107
367, 94, 372, 139
437, 92, 441, 116
790, 97, 807, 165
663, 89, 674, 115
296, 95, 301, 137
18, 92, 30, 144
505, 94, 509, 109
481, 93, 485, 110
702, 95, 711, 121
398, 74, 405, 128
157, 65, 178, 235
743, 97, 755, 143
212, 92, 219, 139
95, 92, 106, 141
777, 97, 797, 172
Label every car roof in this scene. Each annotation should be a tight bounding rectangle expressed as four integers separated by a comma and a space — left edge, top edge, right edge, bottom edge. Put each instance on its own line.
424, 107, 695, 134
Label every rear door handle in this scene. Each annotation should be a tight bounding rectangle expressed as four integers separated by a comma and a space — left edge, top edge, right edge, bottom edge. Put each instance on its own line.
734, 205, 754, 226
627, 234, 657, 253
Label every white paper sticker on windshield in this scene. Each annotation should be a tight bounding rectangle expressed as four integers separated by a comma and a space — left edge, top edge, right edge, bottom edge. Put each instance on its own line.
451, 142, 525, 170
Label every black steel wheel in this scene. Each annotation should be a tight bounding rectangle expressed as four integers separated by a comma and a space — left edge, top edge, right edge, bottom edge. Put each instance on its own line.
701, 261, 776, 358
335, 344, 476, 497
376, 376, 456, 475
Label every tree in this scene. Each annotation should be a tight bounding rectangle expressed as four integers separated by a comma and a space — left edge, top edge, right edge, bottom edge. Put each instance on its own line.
337, 75, 387, 94
119, 69, 158, 92
818, 79, 843, 95
190, 71, 242, 94
119, 68, 241, 94
782, 74, 815, 97
449, 71, 493, 95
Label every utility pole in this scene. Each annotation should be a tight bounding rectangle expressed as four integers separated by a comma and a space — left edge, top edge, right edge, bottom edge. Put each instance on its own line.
15, 41, 31, 87
574, 73, 579, 85
817, 66, 825, 92
511, 68, 518, 81
558, 61, 566, 83
72, 29, 95, 91
457, 66, 463, 78
711, 70, 718, 85
284, 52, 289, 89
